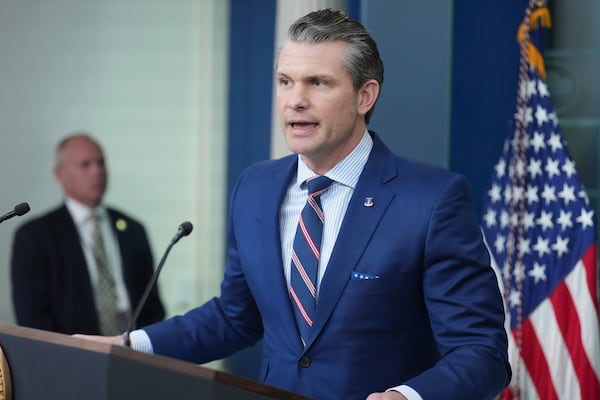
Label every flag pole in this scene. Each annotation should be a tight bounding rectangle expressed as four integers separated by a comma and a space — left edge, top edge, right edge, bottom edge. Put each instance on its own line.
504, 1, 547, 398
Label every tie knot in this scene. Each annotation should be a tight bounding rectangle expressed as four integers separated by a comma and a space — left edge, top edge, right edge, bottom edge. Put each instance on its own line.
306, 175, 333, 196
90, 212, 101, 224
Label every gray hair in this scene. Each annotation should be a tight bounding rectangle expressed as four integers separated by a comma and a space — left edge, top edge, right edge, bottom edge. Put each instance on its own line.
55, 132, 102, 166
287, 8, 384, 123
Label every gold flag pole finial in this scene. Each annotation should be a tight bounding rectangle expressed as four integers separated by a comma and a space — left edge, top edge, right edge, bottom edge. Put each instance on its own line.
516, 0, 551, 80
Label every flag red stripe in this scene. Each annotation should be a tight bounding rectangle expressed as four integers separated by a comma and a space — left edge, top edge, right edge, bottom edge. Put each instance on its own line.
582, 245, 599, 315
517, 318, 558, 400
551, 278, 600, 398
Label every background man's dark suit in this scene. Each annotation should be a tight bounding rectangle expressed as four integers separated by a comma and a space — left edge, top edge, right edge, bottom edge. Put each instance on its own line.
11, 205, 165, 334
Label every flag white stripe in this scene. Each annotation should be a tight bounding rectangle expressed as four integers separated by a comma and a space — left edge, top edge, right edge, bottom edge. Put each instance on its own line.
505, 322, 540, 400
565, 260, 600, 379
517, 359, 539, 400
530, 298, 581, 398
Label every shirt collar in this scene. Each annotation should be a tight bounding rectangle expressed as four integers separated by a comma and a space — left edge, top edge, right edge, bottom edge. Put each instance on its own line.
64, 197, 107, 225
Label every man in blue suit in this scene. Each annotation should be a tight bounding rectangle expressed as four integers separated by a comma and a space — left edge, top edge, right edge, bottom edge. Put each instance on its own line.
86, 8, 510, 399
11, 133, 164, 335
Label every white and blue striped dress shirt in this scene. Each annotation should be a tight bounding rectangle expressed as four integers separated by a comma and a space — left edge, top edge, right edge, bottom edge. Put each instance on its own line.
280, 130, 373, 297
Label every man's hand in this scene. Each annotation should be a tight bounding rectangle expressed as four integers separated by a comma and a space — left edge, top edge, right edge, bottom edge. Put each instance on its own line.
366, 392, 408, 400
72, 334, 122, 345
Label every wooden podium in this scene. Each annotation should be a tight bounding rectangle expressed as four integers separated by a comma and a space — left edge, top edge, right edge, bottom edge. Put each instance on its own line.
0, 324, 310, 400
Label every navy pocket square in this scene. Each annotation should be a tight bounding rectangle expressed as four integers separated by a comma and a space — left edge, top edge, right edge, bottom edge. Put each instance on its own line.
351, 271, 380, 280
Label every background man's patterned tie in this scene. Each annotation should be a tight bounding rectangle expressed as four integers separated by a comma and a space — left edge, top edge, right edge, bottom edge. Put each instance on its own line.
290, 175, 333, 346
90, 214, 121, 335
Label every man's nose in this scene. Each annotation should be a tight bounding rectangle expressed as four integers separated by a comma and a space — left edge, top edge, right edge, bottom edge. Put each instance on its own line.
288, 85, 309, 110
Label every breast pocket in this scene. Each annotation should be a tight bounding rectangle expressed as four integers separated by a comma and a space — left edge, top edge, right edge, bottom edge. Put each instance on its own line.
344, 270, 412, 294
336, 270, 421, 327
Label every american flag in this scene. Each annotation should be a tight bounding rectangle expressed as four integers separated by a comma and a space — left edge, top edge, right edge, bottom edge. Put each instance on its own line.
481, 3, 600, 399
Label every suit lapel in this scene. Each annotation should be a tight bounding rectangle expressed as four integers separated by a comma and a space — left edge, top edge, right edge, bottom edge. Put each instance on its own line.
253, 157, 302, 346
58, 205, 90, 268
107, 210, 127, 264
307, 137, 398, 347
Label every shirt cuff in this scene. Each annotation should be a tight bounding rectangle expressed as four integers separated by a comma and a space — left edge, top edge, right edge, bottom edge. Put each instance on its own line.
129, 329, 154, 354
388, 385, 424, 400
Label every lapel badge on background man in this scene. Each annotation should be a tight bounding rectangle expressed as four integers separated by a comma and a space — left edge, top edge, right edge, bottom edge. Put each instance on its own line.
115, 218, 128, 232
363, 197, 374, 207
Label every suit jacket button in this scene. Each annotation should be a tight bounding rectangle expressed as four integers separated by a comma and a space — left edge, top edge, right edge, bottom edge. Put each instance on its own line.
299, 356, 311, 368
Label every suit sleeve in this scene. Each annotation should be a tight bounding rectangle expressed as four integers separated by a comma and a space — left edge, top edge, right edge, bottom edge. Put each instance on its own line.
142, 170, 263, 363
404, 174, 511, 399
10, 224, 56, 330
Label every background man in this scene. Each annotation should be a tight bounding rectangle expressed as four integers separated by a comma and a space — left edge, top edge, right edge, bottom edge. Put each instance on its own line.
11, 133, 164, 335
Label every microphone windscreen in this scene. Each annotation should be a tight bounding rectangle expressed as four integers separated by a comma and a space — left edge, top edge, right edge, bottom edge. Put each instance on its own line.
179, 221, 193, 236
14, 202, 30, 216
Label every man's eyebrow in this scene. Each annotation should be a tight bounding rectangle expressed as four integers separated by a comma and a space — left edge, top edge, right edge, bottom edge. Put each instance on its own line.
276, 72, 334, 80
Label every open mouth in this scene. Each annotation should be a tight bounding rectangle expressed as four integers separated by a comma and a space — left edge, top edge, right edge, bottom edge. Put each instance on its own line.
290, 121, 318, 129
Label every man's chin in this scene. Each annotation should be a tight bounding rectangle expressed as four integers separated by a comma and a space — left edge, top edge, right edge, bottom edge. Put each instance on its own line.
284, 136, 319, 155
89, 195, 104, 207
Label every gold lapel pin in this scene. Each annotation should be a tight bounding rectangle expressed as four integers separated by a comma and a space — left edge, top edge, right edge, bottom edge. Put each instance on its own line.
115, 219, 128, 232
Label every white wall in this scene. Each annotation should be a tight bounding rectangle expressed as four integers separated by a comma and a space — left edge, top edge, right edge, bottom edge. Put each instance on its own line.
0, 0, 229, 338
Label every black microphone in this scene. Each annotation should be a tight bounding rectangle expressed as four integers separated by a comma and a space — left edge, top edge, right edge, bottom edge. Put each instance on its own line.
171, 221, 193, 245
0, 202, 30, 224
120, 221, 193, 347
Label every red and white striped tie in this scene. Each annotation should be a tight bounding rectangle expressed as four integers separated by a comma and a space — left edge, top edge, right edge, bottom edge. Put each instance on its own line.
289, 175, 333, 346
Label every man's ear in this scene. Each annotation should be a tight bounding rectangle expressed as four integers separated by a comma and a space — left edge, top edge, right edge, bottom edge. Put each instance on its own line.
357, 79, 380, 117
53, 164, 62, 183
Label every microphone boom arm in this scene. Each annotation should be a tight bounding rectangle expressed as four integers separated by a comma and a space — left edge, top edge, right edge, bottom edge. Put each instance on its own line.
120, 221, 193, 347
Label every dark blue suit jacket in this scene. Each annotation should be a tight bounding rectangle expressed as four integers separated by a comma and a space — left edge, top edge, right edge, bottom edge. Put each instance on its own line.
11, 205, 165, 334
144, 134, 510, 399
